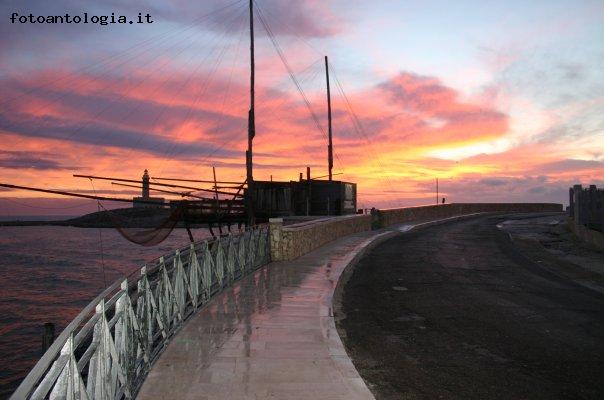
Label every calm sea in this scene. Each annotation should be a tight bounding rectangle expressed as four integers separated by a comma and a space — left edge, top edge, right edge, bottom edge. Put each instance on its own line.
0, 226, 210, 399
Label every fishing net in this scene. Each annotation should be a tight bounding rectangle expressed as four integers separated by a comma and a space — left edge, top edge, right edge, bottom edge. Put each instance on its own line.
98, 204, 184, 247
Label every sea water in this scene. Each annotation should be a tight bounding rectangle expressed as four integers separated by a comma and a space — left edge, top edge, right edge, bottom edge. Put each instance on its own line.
0, 225, 210, 399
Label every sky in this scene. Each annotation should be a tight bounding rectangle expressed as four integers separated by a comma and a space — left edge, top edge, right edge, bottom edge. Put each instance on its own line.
1, 0, 603, 216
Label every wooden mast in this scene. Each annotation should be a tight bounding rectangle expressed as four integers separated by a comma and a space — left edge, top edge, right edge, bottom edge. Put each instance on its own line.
325, 56, 333, 181
246, 0, 256, 225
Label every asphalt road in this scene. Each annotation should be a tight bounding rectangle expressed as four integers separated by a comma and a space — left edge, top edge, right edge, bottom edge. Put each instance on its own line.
339, 214, 604, 400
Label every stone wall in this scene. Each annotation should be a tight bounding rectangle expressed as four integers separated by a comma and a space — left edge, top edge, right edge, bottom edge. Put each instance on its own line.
269, 215, 371, 261
270, 203, 563, 261
377, 203, 563, 227
568, 219, 604, 251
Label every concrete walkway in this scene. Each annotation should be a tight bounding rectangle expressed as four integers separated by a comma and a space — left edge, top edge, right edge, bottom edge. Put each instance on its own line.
137, 228, 393, 400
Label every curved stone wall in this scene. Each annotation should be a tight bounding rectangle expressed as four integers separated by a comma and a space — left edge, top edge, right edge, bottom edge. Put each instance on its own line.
270, 215, 371, 261
378, 203, 562, 227
270, 203, 563, 261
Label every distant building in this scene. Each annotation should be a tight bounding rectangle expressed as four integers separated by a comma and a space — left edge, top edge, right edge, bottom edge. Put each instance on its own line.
569, 184, 604, 232
133, 169, 165, 208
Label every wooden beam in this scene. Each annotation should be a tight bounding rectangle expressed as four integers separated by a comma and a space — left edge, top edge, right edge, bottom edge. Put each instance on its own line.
0, 182, 162, 206
151, 177, 245, 185
311, 172, 343, 180
73, 174, 243, 197
110, 182, 212, 201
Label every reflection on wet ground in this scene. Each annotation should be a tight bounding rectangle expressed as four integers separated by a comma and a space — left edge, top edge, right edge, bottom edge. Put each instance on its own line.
138, 230, 386, 400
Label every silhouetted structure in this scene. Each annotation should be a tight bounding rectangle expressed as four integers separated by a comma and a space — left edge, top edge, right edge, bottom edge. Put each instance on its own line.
245, 53, 357, 219
569, 184, 604, 232
133, 170, 165, 208
252, 171, 357, 218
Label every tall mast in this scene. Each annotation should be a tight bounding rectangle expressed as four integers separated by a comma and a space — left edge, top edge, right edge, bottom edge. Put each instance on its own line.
246, 0, 255, 224
325, 56, 333, 181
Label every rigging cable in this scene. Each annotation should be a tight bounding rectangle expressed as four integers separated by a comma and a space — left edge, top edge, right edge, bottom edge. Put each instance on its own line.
151, 6, 250, 177
251, 0, 324, 57
103, 4, 249, 176
160, 12, 250, 179
181, 56, 327, 178
254, 4, 345, 172
88, 179, 108, 289
3, 2, 250, 206
2, 1, 248, 151
329, 63, 399, 207
0, 0, 247, 107
84, 4, 248, 192
67, 4, 249, 155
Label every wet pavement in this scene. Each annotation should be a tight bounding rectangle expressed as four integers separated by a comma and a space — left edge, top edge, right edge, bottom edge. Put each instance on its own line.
137, 228, 393, 400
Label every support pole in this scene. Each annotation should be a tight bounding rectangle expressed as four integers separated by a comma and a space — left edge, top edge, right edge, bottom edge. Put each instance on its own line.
212, 167, 219, 203
246, 0, 256, 226
213, 166, 223, 235
306, 167, 311, 216
436, 178, 439, 205
42, 322, 55, 352
325, 56, 334, 181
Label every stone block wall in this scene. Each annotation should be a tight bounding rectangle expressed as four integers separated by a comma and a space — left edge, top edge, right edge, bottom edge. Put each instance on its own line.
377, 203, 563, 227
269, 215, 371, 261
269, 203, 563, 261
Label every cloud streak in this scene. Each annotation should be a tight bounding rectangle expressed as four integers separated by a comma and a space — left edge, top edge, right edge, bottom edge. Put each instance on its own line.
1, 0, 602, 213
0, 150, 78, 170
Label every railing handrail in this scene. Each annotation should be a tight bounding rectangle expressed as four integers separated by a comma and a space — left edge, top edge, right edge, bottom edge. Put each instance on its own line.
11, 279, 123, 399
11, 225, 271, 399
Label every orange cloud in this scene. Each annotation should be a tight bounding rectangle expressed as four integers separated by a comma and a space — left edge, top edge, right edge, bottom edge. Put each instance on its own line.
1, 65, 600, 213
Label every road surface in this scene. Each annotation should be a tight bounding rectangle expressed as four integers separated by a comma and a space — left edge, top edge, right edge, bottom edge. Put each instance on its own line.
339, 214, 604, 399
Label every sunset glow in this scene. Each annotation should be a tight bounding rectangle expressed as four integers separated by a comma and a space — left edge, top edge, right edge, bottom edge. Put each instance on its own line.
1, 0, 603, 215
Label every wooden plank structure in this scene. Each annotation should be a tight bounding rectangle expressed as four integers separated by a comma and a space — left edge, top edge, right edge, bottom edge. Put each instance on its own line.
252, 175, 357, 219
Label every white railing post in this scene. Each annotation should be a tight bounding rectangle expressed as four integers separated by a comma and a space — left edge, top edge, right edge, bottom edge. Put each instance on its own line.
173, 250, 187, 320
115, 280, 129, 396
225, 234, 235, 282
213, 240, 225, 288
137, 266, 152, 363
201, 242, 212, 301
187, 244, 201, 309
237, 232, 247, 274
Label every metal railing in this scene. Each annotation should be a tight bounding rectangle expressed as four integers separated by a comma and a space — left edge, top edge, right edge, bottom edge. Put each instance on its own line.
11, 225, 270, 400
